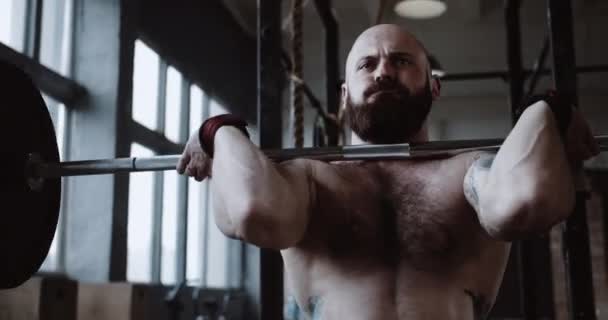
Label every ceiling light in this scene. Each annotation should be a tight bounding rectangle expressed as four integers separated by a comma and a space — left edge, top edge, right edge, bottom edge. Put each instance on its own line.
394, 0, 447, 19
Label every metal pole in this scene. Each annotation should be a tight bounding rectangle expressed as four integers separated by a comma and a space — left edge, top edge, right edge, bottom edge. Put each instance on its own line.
505, 0, 525, 122
290, 0, 304, 148
33, 136, 608, 178
257, 1, 284, 319
313, 0, 340, 146
547, 0, 597, 318
151, 60, 168, 283
440, 64, 608, 82
505, 1, 538, 317
25, 0, 43, 62
526, 35, 551, 98
175, 76, 191, 283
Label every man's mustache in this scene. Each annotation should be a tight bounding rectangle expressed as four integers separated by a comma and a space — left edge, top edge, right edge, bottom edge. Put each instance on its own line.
363, 81, 410, 98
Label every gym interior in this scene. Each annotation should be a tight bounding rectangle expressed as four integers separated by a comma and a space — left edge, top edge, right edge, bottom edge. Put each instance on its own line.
1, 0, 608, 319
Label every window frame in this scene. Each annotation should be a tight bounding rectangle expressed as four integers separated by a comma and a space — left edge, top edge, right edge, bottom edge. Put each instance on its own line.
128, 39, 218, 287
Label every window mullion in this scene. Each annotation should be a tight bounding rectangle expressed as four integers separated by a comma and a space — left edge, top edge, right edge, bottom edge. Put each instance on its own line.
201, 92, 211, 286
175, 77, 191, 283
24, 0, 43, 61
150, 60, 168, 283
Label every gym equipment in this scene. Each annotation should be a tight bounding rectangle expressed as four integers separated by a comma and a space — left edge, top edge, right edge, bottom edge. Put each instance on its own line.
1, 62, 61, 289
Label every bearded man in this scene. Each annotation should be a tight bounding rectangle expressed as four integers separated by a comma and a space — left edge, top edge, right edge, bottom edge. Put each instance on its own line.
177, 24, 598, 319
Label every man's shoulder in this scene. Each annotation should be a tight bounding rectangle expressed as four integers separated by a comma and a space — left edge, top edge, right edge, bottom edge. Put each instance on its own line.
277, 159, 360, 196
277, 158, 336, 178
440, 151, 496, 172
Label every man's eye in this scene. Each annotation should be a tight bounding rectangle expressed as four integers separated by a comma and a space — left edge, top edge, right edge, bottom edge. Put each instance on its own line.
394, 57, 409, 66
358, 61, 375, 70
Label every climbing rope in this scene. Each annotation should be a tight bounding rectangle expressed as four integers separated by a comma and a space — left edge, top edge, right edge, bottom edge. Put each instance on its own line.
291, 0, 305, 148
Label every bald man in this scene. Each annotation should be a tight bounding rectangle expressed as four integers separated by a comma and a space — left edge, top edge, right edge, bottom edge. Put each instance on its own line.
177, 24, 598, 319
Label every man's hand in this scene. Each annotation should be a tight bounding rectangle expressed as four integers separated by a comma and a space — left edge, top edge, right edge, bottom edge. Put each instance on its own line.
176, 131, 211, 181
564, 107, 600, 164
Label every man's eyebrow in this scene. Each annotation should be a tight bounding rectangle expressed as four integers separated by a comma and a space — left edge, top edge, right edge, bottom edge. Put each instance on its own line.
353, 51, 415, 67
356, 55, 377, 63
389, 51, 415, 59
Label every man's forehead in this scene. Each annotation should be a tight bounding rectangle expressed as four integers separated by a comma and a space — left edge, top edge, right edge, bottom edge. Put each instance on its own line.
346, 25, 425, 67
351, 45, 415, 59
353, 32, 417, 53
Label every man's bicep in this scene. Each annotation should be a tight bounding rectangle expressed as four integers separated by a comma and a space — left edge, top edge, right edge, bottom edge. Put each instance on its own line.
463, 153, 496, 213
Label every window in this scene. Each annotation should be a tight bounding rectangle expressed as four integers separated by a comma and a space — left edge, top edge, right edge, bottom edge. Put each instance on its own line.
161, 170, 179, 284
40, 0, 72, 75
189, 86, 205, 138
210, 98, 229, 117
165, 66, 183, 143
0, 0, 27, 52
32, 0, 75, 273
127, 143, 156, 283
186, 86, 207, 285
0, 0, 72, 71
3, 0, 244, 289
127, 39, 243, 288
132, 40, 160, 130
39, 96, 68, 272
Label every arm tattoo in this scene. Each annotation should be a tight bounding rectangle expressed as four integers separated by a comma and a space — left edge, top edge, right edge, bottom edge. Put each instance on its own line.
284, 296, 324, 320
477, 155, 495, 169
284, 296, 302, 320
308, 296, 323, 320
464, 154, 496, 212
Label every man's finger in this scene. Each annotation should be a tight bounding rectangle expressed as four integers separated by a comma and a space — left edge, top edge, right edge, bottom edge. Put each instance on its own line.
176, 153, 191, 174
185, 165, 196, 177
192, 165, 203, 182
203, 158, 213, 178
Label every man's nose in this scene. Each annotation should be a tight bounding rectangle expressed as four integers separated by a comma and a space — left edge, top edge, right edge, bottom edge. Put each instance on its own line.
374, 60, 396, 83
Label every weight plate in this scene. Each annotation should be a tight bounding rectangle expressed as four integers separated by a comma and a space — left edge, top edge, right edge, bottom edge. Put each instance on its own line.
0, 61, 61, 289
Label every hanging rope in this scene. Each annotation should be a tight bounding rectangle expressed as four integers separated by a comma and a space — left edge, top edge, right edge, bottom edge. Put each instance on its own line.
291, 0, 305, 148
282, 51, 341, 146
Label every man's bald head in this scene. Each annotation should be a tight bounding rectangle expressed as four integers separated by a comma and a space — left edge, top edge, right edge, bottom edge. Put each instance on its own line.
345, 24, 429, 79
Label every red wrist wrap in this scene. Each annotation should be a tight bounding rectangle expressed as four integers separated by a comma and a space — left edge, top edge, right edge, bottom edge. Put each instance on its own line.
199, 114, 250, 158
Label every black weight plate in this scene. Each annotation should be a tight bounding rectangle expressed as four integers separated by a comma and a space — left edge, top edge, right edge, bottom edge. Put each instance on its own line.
0, 61, 61, 288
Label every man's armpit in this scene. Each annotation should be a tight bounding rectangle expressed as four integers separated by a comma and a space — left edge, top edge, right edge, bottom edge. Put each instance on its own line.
463, 153, 496, 213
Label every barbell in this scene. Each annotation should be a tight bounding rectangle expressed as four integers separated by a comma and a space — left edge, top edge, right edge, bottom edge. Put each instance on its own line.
2, 61, 608, 289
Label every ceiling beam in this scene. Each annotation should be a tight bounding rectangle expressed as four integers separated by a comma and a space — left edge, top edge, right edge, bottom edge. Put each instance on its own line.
221, 0, 257, 36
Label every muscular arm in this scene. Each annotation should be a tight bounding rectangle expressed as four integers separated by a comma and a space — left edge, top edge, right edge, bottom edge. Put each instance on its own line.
210, 126, 314, 249
463, 101, 575, 240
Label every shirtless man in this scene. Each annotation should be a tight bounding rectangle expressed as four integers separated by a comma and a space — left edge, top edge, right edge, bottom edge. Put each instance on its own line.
177, 24, 599, 319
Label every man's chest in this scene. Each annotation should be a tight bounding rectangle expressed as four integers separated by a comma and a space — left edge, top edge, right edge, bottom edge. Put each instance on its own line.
306, 160, 482, 270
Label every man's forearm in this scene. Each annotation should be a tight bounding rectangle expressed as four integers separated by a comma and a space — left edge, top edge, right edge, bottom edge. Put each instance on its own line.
479, 101, 575, 238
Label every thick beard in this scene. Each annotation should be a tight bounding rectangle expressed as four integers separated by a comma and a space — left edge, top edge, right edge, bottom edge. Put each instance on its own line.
345, 80, 433, 144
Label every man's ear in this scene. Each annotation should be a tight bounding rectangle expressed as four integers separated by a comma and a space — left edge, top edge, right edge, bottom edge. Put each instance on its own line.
431, 77, 441, 100
338, 82, 348, 123
340, 82, 348, 110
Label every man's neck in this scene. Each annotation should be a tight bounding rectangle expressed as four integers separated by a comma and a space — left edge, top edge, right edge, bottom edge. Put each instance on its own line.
350, 127, 429, 145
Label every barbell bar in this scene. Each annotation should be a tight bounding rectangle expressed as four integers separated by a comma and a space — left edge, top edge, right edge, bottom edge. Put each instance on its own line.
2, 61, 608, 290
31, 136, 608, 179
